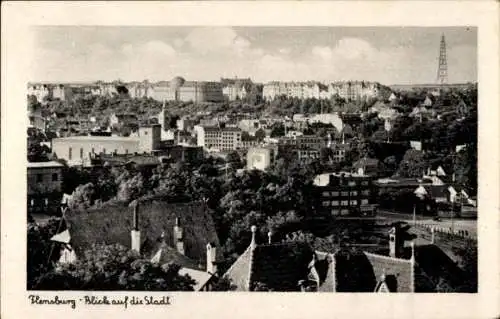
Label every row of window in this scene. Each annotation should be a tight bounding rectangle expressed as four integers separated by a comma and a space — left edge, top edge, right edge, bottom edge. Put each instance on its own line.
322, 199, 369, 207
68, 147, 128, 160
322, 190, 370, 197
34, 173, 59, 182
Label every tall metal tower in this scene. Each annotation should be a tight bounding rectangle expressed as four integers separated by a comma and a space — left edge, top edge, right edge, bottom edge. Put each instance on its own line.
437, 34, 448, 85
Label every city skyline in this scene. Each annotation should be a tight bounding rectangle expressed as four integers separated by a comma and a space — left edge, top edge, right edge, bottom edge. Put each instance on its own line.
31, 26, 477, 85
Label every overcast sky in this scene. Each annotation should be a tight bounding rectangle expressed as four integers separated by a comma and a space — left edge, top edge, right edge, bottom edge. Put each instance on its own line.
31, 26, 477, 85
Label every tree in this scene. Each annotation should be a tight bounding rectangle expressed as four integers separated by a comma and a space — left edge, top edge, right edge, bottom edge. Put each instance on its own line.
27, 218, 64, 289
454, 145, 477, 195
270, 123, 285, 138
116, 173, 145, 203
68, 182, 96, 209
396, 149, 427, 178
452, 241, 477, 292
33, 243, 196, 291
254, 128, 266, 141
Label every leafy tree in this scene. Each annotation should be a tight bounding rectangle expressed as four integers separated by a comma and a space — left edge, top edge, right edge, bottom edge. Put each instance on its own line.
116, 173, 145, 203
68, 182, 96, 209
396, 149, 427, 178
33, 243, 196, 291
254, 128, 266, 141
453, 144, 477, 195
452, 241, 477, 292
270, 123, 286, 138
27, 218, 64, 289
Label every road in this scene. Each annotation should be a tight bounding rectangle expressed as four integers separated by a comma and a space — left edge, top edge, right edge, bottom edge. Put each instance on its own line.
376, 210, 477, 237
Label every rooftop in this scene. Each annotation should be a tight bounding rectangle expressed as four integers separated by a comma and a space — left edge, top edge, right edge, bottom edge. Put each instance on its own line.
58, 199, 220, 266
53, 136, 140, 142
27, 161, 65, 168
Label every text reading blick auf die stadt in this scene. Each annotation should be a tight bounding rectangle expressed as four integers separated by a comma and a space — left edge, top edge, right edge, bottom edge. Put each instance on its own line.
28, 294, 172, 309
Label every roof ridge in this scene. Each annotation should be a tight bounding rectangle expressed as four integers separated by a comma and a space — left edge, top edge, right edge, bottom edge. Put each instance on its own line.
363, 251, 412, 264
222, 244, 252, 279
247, 246, 256, 291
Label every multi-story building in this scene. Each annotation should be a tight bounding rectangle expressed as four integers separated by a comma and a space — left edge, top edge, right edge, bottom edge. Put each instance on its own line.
196, 126, 242, 151
296, 149, 321, 162
27, 83, 52, 103
52, 125, 162, 166
148, 77, 224, 103
221, 78, 253, 101
313, 172, 377, 219
328, 143, 350, 163
246, 147, 276, 171
28, 103, 45, 132
27, 161, 64, 214
278, 135, 327, 150
263, 80, 384, 101
127, 81, 153, 99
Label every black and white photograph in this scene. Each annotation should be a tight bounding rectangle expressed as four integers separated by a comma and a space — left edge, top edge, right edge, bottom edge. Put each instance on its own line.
25, 25, 479, 293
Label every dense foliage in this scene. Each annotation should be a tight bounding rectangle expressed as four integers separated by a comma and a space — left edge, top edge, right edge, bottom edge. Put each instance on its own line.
33, 243, 196, 291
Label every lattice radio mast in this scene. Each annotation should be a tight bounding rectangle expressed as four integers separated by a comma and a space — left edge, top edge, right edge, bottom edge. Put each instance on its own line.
437, 34, 448, 85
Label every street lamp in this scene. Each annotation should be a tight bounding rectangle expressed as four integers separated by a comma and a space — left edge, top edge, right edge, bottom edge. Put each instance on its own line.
414, 185, 428, 226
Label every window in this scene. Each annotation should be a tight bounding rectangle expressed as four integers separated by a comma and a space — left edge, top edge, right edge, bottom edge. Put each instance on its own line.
322, 191, 330, 197
341, 191, 349, 197
361, 199, 369, 205
341, 200, 349, 206
68, 147, 72, 160
144, 131, 148, 135
341, 209, 349, 216
331, 191, 339, 196
362, 181, 369, 186
331, 209, 340, 216
331, 200, 339, 206
362, 190, 370, 196
52, 173, 58, 181
36, 174, 43, 182
348, 181, 356, 187
322, 201, 330, 207
350, 200, 357, 205
80, 148, 84, 159
350, 191, 358, 196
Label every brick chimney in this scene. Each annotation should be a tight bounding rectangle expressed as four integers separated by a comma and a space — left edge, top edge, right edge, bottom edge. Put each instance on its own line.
173, 217, 184, 255
206, 242, 217, 275
388, 225, 404, 258
131, 201, 141, 253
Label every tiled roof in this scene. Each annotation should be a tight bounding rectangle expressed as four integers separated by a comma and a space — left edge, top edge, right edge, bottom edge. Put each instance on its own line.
426, 185, 449, 199
353, 157, 381, 169
64, 200, 220, 267
363, 252, 413, 292
179, 268, 213, 291
100, 154, 161, 166
224, 242, 314, 291
249, 243, 313, 291
223, 246, 253, 291
150, 240, 200, 270
412, 244, 466, 292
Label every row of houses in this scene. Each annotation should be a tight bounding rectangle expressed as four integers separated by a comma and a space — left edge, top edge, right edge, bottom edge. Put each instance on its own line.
262, 81, 386, 101
29, 79, 391, 105
43, 198, 470, 292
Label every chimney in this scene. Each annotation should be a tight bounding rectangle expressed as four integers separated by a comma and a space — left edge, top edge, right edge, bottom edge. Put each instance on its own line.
206, 243, 217, 275
267, 231, 273, 244
131, 201, 141, 253
388, 226, 404, 258
173, 217, 185, 255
